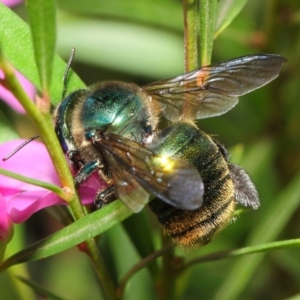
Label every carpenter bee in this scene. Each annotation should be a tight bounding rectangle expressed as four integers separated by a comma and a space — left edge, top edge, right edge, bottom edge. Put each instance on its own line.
54, 54, 286, 245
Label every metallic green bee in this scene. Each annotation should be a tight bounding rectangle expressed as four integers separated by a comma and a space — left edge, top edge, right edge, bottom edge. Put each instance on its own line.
54, 54, 285, 245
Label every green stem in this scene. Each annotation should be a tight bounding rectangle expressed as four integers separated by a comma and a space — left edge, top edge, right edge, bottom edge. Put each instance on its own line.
183, 0, 199, 72
156, 234, 177, 300
86, 239, 118, 300
0, 56, 76, 203
181, 238, 300, 272
199, 0, 217, 66
154, 3, 201, 299
182, 1, 199, 132
263, 0, 275, 50
117, 242, 173, 299
0, 56, 117, 299
0, 168, 66, 199
0, 55, 86, 217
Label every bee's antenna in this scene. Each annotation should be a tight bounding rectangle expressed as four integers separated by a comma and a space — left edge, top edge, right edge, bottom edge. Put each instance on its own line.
62, 47, 76, 100
2, 135, 40, 161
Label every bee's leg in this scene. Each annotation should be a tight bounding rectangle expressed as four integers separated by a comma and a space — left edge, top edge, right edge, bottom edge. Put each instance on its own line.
67, 150, 84, 170
74, 161, 101, 185
95, 185, 116, 209
229, 164, 260, 209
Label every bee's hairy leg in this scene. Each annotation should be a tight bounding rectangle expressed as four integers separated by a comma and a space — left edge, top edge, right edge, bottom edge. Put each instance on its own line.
95, 185, 116, 209
74, 160, 101, 186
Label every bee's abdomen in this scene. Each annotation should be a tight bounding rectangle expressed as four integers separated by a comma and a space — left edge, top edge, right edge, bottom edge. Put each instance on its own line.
149, 123, 235, 246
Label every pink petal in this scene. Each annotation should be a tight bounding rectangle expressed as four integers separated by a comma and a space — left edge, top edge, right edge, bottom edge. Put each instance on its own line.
78, 172, 109, 204
0, 140, 60, 191
0, 0, 23, 8
7, 190, 63, 223
0, 69, 35, 114
79, 186, 99, 204
0, 194, 12, 241
0, 139, 108, 223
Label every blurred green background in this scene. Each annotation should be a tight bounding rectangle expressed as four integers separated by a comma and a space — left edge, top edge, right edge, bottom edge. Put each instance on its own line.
1, 0, 300, 299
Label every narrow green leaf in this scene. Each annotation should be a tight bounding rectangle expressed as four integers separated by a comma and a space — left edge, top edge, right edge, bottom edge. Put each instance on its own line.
56, 14, 183, 80
0, 201, 133, 270
27, 0, 56, 94
215, 0, 248, 38
0, 3, 85, 104
0, 168, 63, 197
214, 171, 300, 300
184, 238, 300, 267
58, 0, 183, 32
199, 0, 217, 65
0, 52, 79, 204
17, 276, 66, 300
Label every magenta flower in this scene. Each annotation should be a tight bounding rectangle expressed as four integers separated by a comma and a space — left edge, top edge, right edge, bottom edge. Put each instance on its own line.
0, 194, 12, 241
0, 69, 35, 114
0, 139, 106, 239
0, 0, 23, 8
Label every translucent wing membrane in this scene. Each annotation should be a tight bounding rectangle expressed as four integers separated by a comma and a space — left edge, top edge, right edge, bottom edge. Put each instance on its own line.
92, 134, 204, 212
143, 54, 286, 121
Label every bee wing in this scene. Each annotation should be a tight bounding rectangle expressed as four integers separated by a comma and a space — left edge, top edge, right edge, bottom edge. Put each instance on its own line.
143, 54, 286, 121
93, 134, 204, 212
111, 165, 150, 212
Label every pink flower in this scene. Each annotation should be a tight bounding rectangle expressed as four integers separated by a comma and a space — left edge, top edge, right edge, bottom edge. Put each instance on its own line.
0, 139, 105, 239
0, 0, 23, 8
0, 194, 13, 241
0, 69, 35, 114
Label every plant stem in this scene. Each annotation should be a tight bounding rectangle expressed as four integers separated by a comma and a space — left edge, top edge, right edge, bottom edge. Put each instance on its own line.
0, 168, 65, 198
154, 3, 201, 299
182, 0, 199, 130
181, 238, 300, 273
86, 239, 118, 300
0, 57, 75, 202
0, 55, 118, 300
183, 0, 199, 72
199, 0, 217, 66
117, 242, 173, 299
157, 234, 176, 300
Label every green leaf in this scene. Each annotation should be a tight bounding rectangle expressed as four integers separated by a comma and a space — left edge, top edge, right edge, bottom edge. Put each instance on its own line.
184, 238, 300, 267
0, 3, 85, 104
0, 201, 133, 270
27, 0, 56, 93
57, 0, 183, 32
0, 168, 63, 197
215, 0, 248, 38
214, 171, 300, 300
56, 13, 183, 80
200, 0, 217, 65
17, 276, 66, 300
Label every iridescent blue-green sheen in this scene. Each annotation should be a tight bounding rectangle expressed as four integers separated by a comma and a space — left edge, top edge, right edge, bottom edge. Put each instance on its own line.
80, 82, 153, 143
149, 123, 234, 245
54, 89, 86, 153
